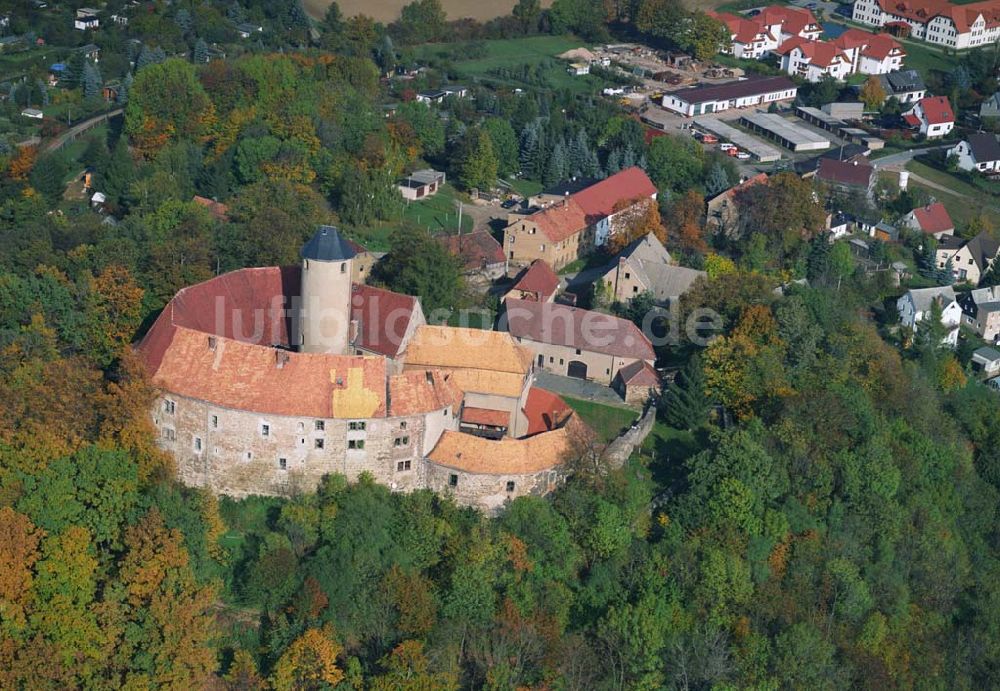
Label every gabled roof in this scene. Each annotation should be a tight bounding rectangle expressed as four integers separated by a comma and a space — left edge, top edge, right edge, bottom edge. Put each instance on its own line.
522, 387, 573, 436
351, 283, 422, 358
427, 425, 577, 474
964, 232, 1000, 272
522, 197, 590, 244
904, 285, 957, 312
619, 231, 672, 265
909, 202, 954, 234
615, 359, 660, 387
914, 96, 955, 125
881, 69, 925, 94
405, 325, 534, 375
973, 346, 1000, 362
388, 369, 462, 417
503, 298, 655, 361
664, 76, 798, 106
816, 158, 874, 187
708, 173, 769, 203
780, 38, 850, 68
571, 167, 657, 220
438, 230, 504, 271
758, 5, 821, 35
301, 225, 358, 262
510, 259, 560, 302
968, 132, 1000, 163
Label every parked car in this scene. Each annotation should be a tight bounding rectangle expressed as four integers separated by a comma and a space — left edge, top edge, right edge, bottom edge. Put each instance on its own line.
726, 147, 739, 157
719, 142, 735, 151
736, 151, 751, 160
700, 133, 718, 144
501, 198, 518, 209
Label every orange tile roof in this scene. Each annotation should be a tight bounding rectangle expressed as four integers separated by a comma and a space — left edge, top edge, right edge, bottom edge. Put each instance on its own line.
522, 387, 572, 436
571, 167, 657, 219
523, 197, 590, 244
910, 202, 954, 234
404, 325, 534, 374
758, 5, 821, 34
438, 230, 505, 271
142, 325, 388, 418
427, 425, 576, 474
461, 407, 510, 427
615, 359, 660, 387
388, 369, 462, 417
833, 28, 903, 60
509, 260, 560, 302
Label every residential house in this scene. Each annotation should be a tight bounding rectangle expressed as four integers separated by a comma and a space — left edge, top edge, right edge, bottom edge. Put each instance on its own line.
706, 173, 769, 234
505, 260, 560, 303
438, 230, 505, 278
78, 43, 100, 62
613, 360, 661, 404
567, 62, 590, 76
778, 38, 854, 82
897, 285, 962, 346
503, 167, 657, 270
876, 69, 927, 104
935, 231, 1000, 284
981, 92, 1000, 120
832, 29, 906, 75
815, 158, 876, 198
415, 86, 469, 104
903, 96, 955, 138
709, 6, 822, 59
948, 132, 1000, 173
902, 202, 955, 237
398, 169, 445, 200
74, 8, 99, 31
501, 299, 656, 385
851, 0, 1000, 50
661, 76, 798, 117
236, 23, 263, 38
971, 346, 1000, 375
959, 286, 1000, 341
601, 232, 705, 304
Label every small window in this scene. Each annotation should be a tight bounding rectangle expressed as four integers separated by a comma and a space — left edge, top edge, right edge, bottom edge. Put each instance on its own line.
348, 421, 367, 431
315, 438, 325, 449
575, 348, 581, 355
163, 399, 176, 415
624, 272, 631, 279
549, 356, 554, 363
340, 262, 346, 273
506, 481, 515, 492
448, 473, 458, 487
394, 436, 410, 447
211, 415, 218, 429
194, 436, 202, 452
278, 458, 287, 470
245, 451, 253, 462
559, 358, 564, 365
297, 422, 304, 433
261, 424, 270, 437
162, 428, 176, 441
348, 439, 365, 450
400, 421, 407, 430
396, 460, 411, 471
315, 420, 325, 431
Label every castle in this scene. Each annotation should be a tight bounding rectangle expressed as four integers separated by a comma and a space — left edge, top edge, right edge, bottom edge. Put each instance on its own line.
138, 226, 582, 512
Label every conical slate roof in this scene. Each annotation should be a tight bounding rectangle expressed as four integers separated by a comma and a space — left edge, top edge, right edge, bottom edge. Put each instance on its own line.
301, 225, 358, 262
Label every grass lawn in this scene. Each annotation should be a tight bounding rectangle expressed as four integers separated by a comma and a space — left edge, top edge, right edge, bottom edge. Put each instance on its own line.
412, 36, 616, 94
347, 183, 473, 252
901, 160, 1000, 227
906, 160, 989, 198
563, 396, 639, 443
218, 495, 285, 551
506, 177, 543, 198
640, 420, 708, 490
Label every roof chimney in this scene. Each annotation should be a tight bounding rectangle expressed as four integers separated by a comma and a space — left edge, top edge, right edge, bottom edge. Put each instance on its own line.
275, 350, 289, 369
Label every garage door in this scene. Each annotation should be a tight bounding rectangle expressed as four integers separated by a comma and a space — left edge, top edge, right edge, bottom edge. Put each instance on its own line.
567, 361, 588, 379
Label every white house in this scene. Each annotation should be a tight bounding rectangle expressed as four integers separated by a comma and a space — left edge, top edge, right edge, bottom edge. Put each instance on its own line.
74, 7, 99, 31
851, 0, 1000, 50
897, 285, 962, 347
903, 96, 955, 139
236, 23, 263, 38
709, 6, 822, 59
662, 76, 797, 117
833, 29, 905, 75
778, 38, 853, 82
935, 232, 1000, 285
948, 133, 1000, 173
567, 62, 590, 76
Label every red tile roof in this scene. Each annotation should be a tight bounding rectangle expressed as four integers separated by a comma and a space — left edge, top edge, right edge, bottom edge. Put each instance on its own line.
758, 5, 821, 35
872, 0, 1000, 33
509, 260, 560, 302
503, 298, 655, 361
911, 202, 954, 234
571, 167, 657, 220
615, 359, 660, 388
461, 407, 510, 427
351, 283, 421, 358
438, 230, 504, 271
816, 158, 874, 188
522, 387, 572, 436
916, 96, 955, 125
779, 37, 849, 68
833, 29, 903, 60
903, 112, 922, 127
389, 369, 462, 417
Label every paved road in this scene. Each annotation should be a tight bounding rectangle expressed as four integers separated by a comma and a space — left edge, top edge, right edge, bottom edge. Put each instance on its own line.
871, 144, 951, 169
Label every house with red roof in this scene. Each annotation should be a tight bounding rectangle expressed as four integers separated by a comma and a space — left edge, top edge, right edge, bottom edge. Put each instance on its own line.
503, 167, 657, 270
438, 230, 505, 278
505, 259, 560, 303
902, 96, 955, 138
613, 360, 661, 405
834, 29, 905, 74
709, 6, 822, 59
777, 29, 904, 82
816, 158, 876, 198
851, 0, 1000, 50
902, 202, 955, 238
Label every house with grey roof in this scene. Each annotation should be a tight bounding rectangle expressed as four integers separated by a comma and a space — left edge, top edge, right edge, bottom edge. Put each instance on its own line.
981, 92, 1000, 120
972, 346, 1000, 377
948, 133, 1000, 173
935, 231, 1000, 285
876, 69, 926, 105
600, 232, 706, 304
897, 285, 961, 347
959, 286, 1000, 342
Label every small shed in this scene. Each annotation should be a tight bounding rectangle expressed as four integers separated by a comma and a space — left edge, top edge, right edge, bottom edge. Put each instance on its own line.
567, 62, 590, 76
21, 108, 43, 119
972, 346, 1000, 376
613, 360, 661, 405
398, 169, 445, 201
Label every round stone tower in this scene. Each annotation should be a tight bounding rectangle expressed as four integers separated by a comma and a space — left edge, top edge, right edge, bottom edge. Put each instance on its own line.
299, 225, 357, 354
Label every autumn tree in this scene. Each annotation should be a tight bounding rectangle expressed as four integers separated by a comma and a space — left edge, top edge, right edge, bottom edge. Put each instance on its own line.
664, 189, 707, 253
81, 265, 144, 367
125, 59, 215, 158
270, 626, 344, 691
860, 76, 887, 111
457, 127, 499, 192
608, 197, 667, 253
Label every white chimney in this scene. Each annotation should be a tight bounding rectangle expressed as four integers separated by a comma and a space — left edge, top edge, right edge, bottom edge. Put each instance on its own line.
899, 170, 909, 190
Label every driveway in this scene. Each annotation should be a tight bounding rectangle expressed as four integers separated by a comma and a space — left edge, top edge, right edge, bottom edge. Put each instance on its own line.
534, 371, 634, 408
872, 144, 951, 169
